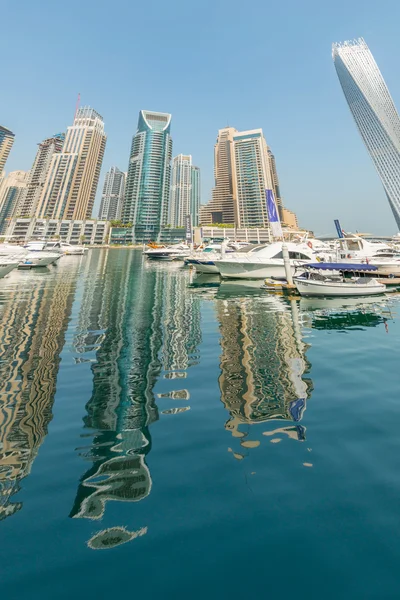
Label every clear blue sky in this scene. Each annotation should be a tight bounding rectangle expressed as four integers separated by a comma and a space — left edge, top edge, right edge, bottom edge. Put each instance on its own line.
2, 0, 400, 235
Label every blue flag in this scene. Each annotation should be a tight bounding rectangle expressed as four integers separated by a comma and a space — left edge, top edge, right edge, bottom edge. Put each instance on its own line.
266, 189, 282, 238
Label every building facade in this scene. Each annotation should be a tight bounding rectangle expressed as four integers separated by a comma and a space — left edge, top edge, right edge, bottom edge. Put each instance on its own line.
98, 166, 126, 221
169, 154, 200, 227
200, 127, 237, 225
5, 217, 109, 244
233, 129, 273, 228
0, 126, 15, 177
37, 107, 106, 220
18, 134, 65, 217
191, 165, 200, 226
0, 171, 29, 234
200, 126, 280, 228
123, 110, 172, 242
333, 38, 400, 228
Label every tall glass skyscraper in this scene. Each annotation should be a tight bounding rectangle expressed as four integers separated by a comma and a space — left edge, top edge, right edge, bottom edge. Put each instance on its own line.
123, 110, 172, 242
169, 154, 200, 227
333, 38, 400, 228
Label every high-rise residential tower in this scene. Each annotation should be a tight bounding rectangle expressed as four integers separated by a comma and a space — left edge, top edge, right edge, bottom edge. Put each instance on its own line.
267, 149, 283, 217
233, 129, 274, 228
37, 107, 106, 220
18, 133, 65, 217
191, 165, 200, 227
333, 38, 400, 228
0, 126, 15, 176
200, 127, 237, 225
123, 110, 172, 242
0, 171, 29, 233
169, 154, 200, 227
200, 126, 279, 228
98, 167, 126, 221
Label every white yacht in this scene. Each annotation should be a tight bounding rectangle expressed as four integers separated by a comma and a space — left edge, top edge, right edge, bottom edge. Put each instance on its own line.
185, 241, 250, 273
217, 241, 331, 279
143, 243, 191, 261
45, 241, 87, 255
335, 235, 400, 275
20, 241, 61, 268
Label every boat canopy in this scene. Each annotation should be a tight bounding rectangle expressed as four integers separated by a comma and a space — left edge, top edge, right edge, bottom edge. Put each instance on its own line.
305, 263, 378, 272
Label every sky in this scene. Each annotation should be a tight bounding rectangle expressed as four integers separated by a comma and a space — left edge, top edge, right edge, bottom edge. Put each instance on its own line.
2, 0, 400, 235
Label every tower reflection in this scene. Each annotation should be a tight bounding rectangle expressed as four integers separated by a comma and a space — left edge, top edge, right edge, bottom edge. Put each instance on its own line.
216, 294, 313, 450
0, 262, 79, 520
71, 254, 202, 520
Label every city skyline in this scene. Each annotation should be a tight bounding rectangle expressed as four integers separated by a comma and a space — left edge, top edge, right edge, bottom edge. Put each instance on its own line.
4, 0, 400, 235
333, 38, 400, 228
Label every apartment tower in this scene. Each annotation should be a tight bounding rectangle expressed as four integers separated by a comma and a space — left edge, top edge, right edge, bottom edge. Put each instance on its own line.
37, 107, 106, 220
98, 166, 126, 220
333, 38, 400, 228
0, 171, 29, 233
0, 126, 15, 177
201, 126, 279, 228
200, 127, 237, 225
169, 154, 200, 227
18, 133, 65, 217
123, 110, 172, 242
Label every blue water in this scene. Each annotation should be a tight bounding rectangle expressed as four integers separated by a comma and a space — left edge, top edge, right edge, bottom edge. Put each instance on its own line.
1, 249, 400, 599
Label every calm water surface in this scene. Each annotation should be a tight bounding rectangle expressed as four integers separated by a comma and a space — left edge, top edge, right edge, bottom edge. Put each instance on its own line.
1, 249, 400, 599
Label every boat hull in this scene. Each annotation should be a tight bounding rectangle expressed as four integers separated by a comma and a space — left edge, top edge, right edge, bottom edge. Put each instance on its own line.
217, 260, 301, 280
0, 262, 19, 278
19, 253, 61, 268
293, 277, 386, 297
190, 260, 219, 274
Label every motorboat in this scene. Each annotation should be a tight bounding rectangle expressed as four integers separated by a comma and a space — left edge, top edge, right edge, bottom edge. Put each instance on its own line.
217, 241, 331, 279
19, 241, 61, 268
293, 263, 387, 297
45, 241, 88, 255
0, 244, 28, 275
334, 234, 400, 275
185, 241, 250, 273
143, 243, 191, 261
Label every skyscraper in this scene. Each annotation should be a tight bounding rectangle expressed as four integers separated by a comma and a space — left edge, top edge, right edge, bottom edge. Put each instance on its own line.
123, 110, 172, 242
169, 154, 200, 227
98, 166, 126, 221
233, 129, 274, 228
333, 38, 400, 228
267, 149, 283, 217
18, 133, 65, 217
200, 126, 278, 228
0, 171, 29, 233
0, 126, 15, 177
191, 165, 200, 227
200, 127, 237, 225
37, 107, 106, 220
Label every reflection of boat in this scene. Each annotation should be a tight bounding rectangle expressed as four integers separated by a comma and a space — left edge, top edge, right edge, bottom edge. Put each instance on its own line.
217, 279, 266, 297
294, 263, 386, 297
299, 295, 389, 312
188, 274, 221, 289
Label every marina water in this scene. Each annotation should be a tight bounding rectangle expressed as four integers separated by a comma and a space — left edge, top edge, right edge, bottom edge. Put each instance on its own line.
1, 249, 400, 599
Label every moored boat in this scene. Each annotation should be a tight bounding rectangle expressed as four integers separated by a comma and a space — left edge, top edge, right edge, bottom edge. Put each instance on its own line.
293, 263, 387, 297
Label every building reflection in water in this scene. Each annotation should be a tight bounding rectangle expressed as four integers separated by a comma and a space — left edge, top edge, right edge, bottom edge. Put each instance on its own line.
216, 294, 313, 450
0, 262, 79, 520
70, 254, 202, 522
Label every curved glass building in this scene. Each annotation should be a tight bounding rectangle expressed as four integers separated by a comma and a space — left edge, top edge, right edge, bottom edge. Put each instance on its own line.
333, 38, 400, 228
